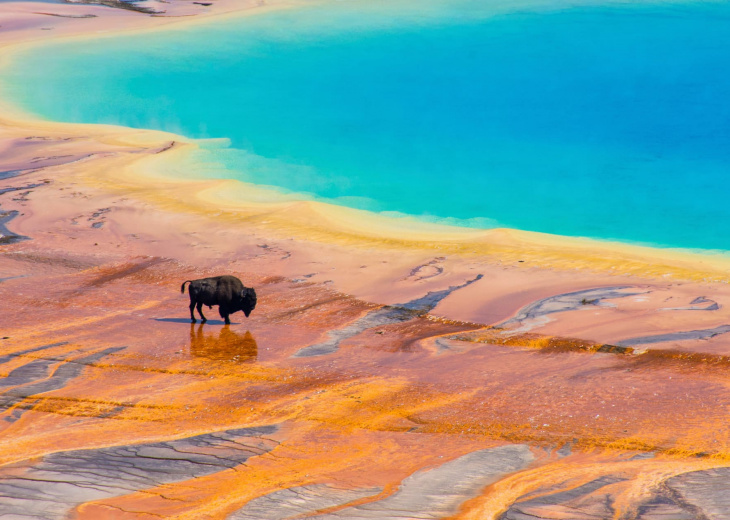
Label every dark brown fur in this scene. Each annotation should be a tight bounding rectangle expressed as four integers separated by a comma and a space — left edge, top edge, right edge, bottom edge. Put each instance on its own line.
181, 275, 257, 324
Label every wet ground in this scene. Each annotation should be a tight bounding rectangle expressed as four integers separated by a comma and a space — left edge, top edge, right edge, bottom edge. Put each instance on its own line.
1, 134, 730, 518
1, 242, 730, 518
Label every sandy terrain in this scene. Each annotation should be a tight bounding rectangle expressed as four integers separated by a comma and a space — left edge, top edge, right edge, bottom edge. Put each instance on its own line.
1, 1, 730, 518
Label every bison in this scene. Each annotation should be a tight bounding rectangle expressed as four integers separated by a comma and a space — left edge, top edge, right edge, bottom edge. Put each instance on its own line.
181, 275, 257, 324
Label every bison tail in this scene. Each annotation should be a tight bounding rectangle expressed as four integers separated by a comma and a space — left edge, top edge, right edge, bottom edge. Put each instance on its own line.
181, 280, 192, 294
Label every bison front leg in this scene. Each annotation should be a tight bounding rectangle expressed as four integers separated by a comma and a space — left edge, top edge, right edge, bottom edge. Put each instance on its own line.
219, 306, 231, 325
196, 302, 207, 323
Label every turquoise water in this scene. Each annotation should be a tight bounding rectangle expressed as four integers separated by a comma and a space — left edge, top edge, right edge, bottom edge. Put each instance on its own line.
6, 0, 730, 250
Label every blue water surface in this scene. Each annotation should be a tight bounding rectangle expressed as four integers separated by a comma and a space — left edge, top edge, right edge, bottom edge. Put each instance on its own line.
6, 0, 730, 250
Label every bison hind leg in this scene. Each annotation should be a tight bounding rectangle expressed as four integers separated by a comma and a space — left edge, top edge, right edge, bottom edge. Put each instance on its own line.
189, 300, 197, 323
196, 302, 207, 323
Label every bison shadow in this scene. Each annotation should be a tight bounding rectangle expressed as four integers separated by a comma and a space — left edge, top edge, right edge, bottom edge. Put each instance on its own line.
154, 317, 238, 326
189, 323, 258, 363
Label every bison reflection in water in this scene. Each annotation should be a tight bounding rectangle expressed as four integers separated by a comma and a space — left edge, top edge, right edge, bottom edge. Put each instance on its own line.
181, 275, 257, 324
190, 324, 258, 363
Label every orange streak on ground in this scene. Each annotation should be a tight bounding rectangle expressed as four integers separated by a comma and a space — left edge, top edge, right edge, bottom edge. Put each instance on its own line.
455, 453, 727, 520
74, 426, 499, 519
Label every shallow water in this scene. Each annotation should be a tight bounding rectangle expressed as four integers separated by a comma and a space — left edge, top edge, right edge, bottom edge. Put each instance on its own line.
6, 0, 730, 250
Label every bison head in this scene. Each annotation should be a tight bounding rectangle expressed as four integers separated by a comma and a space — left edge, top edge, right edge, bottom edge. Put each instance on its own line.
240, 287, 257, 317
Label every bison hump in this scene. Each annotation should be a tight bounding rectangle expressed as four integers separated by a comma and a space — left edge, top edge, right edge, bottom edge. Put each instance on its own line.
214, 276, 244, 301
